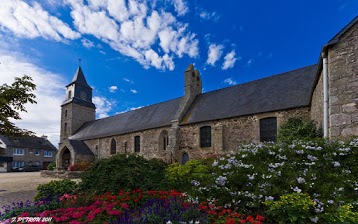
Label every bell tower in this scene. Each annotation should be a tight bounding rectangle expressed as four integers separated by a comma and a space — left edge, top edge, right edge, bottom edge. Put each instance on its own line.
59, 66, 96, 143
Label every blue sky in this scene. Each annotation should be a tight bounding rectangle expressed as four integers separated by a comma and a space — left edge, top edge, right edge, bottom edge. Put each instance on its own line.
0, 0, 357, 146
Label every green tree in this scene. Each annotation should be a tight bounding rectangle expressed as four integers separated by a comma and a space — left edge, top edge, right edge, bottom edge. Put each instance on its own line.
0, 75, 37, 136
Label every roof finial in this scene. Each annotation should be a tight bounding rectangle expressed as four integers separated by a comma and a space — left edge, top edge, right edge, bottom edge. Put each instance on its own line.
78, 57, 82, 66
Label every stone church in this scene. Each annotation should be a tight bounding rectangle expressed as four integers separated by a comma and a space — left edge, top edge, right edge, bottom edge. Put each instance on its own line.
57, 16, 358, 169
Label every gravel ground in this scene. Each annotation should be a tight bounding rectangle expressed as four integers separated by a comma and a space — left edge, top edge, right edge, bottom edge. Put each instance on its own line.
0, 172, 59, 213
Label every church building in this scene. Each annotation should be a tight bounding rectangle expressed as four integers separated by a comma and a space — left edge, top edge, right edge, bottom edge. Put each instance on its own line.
57, 16, 358, 169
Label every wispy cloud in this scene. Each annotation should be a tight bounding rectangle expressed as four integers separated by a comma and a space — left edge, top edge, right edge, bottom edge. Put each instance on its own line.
207, 43, 224, 66
199, 10, 220, 22
224, 78, 237, 86
123, 78, 134, 84
222, 50, 237, 70
171, 0, 188, 16
92, 96, 116, 119
81, 38, 95, 48
109, 85, 118, 93
130, 89, 138, 94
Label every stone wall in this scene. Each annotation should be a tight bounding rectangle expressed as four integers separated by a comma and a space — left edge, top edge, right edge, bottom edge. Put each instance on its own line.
328, 21, 358, 138
178, 107, 310, 163
310, 70, 324, 130
84, 126, 174, 163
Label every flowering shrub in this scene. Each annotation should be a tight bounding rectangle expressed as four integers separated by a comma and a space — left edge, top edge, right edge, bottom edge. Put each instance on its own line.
263, 193, 316, 223
35, 179, 78, 201
189, 138, 358, 223
166, 160, 212, 193
1, 189, 265, 223
68, 161, 92, 171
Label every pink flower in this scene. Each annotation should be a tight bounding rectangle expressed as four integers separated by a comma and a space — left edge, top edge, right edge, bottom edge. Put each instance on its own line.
108, 210, 121, 216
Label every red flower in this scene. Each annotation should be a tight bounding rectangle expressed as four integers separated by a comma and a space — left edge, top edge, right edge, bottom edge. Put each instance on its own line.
255, 215, 265, 221
246, 216, 254, 222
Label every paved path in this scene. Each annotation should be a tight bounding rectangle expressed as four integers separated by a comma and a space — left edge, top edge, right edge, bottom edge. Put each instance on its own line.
0, 172, 59, 213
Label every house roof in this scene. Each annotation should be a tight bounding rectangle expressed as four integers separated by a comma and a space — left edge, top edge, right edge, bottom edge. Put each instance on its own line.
70, 97, 182, 140
0, 135, 57, 151
70, 65, 317, 140
66, 66, 91, 88
325, 16, 358, 47
69, 140, 93, 155
181, 65, 317, 125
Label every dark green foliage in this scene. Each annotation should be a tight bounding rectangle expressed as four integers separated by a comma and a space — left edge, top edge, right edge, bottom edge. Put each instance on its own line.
0, 75, 37, 136
35, 179, 78, 201
47, 161, 56, 171
79, 154, 167, 194
277, 117, 322, 142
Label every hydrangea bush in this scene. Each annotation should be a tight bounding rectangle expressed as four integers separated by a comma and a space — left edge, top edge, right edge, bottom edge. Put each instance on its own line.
189, 138, 358, 223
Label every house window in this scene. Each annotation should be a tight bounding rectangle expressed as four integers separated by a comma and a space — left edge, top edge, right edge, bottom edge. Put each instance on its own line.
68, 90, 72, 100
35, 149, 40, 156
260, 117, 277, 142
134, 136, 140, 152
182, 153, 189, 165
110, 138, 116, 155
64, 123, 67, 133
65, 110, 68, 118
164, 136, 169, 150
44, 150, 53, 157
13, 148, 24, 155
200, 126, 211, 148
12, 161, 24, 168
80, 91, 87, 100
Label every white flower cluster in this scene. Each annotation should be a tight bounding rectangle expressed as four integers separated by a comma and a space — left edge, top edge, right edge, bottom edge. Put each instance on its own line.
291, 186, 302, 193
215, 175, 227, 186
332, 161, 341, 167
307, 155, 318, 162
297, 177, 306, 184
191, 180, 200, 186
295, 150, 305, 154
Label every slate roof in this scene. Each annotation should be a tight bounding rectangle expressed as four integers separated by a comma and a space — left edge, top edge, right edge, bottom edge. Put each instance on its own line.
325, 16, 358, 47
69, 140, 94, 155
66, 66, 91, 88
70, 65, 318, 140
181, 65, 318, 125
0, 134, 57, 151
70, 97, 182, 140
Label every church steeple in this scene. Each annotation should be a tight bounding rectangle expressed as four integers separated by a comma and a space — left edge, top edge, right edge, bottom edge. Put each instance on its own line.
60, 66, 96, 142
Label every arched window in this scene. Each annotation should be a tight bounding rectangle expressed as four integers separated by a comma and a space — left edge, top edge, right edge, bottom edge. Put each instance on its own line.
182, 153, 189, 165
159, 130, 169, 151
123, 141, 128, 153
134, 136, 140, 152
200, 126, 211, 147
67, 90, 72, 100
110, 138, 116, 155
260, 117, 277, 142
65, 110, 68, 118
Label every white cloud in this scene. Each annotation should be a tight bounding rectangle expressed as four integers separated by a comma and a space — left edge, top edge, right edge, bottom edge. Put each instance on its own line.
92, 96, 115, 119
117, 105, 144, 114
0, 0, 80, 41
207, 44, 224, 66
222, 50, 237, 70
109, 85, 118, 93
172, 0, 188, 16
130, 89, 138, 94
81, 38, 95, 48
199, 10, 220, 22
66, 0, 198, 71
123, 78, 134, 83
0, 51, 66, 147
224, 78, 237, 86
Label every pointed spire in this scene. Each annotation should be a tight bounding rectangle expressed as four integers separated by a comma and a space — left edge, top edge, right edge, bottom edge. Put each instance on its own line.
67, 66, 91, 88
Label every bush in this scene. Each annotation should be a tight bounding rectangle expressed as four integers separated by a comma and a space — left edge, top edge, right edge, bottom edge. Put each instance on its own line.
35, 179, 78, 201
277, 117, 322, 142
165, 159, 212, 193
79, 154, 167, 194
263, 193, 316, 223
68, 161, 92, 171
47, 162, 56, 171
188, 138, 358, 222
